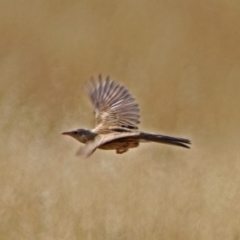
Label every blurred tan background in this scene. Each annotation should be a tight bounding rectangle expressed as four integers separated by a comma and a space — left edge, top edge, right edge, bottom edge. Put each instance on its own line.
1, 0, 240, 239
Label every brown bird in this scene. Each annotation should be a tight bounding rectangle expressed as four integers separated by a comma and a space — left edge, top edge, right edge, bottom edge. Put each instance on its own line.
62, 75, 191, 158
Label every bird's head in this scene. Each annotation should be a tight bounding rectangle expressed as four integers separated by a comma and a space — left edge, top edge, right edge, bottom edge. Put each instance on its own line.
61, 128, 97, 143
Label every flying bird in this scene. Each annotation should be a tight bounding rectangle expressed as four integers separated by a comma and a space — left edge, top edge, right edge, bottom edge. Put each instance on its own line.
62, 75, 191, 158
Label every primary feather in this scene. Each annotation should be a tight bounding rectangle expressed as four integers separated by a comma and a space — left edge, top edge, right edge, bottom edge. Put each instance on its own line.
87, 75, 140, 132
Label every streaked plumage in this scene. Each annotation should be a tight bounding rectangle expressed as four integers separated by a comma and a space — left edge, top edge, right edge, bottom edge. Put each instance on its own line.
88, 75, 140, 133
62, 75, 191, 158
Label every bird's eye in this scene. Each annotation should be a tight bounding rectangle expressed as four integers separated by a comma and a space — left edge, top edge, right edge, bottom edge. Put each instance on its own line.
73, 131, 78, 134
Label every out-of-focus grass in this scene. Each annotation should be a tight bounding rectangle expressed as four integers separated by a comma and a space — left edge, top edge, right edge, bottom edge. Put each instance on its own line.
0, 1, 240, 239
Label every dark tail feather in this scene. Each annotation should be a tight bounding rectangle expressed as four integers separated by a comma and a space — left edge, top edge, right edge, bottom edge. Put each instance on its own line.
140, 132, 191, 149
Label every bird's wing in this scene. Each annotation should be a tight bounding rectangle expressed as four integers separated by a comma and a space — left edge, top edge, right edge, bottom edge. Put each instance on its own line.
87, 75, 140, 130
76, 131, 140, 158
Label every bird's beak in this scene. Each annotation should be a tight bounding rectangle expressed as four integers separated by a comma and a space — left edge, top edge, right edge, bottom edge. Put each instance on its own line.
61, 131, 71, 135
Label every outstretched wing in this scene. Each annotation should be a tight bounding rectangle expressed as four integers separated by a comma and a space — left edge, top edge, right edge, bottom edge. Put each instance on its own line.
76, 131, 141, 158
87, 75, 140, 131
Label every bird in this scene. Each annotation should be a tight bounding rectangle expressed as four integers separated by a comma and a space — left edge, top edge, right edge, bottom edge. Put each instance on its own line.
62, 75, 191, 158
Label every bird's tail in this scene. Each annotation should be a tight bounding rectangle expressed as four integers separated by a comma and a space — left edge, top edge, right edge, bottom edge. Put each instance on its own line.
139, 132, 191, 149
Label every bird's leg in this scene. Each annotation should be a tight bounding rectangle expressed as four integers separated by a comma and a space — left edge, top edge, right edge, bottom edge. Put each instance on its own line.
116, 148, 129, 154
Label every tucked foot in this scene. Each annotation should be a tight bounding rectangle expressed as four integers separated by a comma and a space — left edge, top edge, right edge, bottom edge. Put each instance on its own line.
116, 148, 129, 154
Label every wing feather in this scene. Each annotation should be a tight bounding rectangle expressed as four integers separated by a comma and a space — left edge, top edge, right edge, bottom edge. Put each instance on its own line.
87, 75, 140, 131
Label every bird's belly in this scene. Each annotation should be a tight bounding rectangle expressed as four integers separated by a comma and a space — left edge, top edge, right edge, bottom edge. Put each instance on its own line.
98, 137, 139, 150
